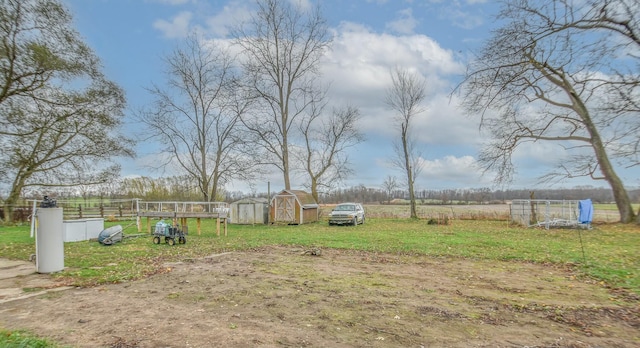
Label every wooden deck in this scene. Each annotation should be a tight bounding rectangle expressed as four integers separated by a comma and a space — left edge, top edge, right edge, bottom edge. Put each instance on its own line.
136, 201, 229, 236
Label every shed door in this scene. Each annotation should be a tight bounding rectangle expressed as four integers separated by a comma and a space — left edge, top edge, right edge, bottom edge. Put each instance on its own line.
238, 203, 254, 224
275, 196, 295, 222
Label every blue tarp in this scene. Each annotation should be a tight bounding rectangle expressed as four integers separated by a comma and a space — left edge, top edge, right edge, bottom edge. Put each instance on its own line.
578, 199, 593, 224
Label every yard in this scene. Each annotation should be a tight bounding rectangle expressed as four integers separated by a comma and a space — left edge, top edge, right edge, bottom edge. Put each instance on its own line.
0, 207, 638, 347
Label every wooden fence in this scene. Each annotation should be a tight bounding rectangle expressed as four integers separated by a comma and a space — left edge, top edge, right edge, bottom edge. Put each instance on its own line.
1, 199, 138, 223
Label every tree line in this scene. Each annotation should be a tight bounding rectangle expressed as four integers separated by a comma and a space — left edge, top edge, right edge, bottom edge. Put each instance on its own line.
14, 175, 635, 206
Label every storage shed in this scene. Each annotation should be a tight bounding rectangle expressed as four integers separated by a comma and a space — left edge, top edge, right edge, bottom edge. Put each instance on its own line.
229, 197, 269, 224
269, 189, 319, 224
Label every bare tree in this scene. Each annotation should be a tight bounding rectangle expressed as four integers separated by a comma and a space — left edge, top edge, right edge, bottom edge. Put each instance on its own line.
139, 34, 257, 202
233, 0, 331, 190
0, 0, 133, 222
385, 67, 427, 219
297, 104, 364, 203
460, 0, 639, 223
381, 175, 400, 204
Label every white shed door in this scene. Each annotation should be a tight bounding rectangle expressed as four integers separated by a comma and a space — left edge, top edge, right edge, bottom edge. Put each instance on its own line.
238, 204, 254, 224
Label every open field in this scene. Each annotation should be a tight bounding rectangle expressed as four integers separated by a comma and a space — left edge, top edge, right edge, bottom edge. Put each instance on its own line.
3, 201, 633, 223
0, 209, 639, 347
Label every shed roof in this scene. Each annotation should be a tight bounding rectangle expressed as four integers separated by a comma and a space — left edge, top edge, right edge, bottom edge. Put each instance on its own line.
274, 189, 318, 208
232, 197, 269, 204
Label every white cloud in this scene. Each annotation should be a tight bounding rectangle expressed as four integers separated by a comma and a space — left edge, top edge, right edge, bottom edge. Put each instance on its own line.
289, 0, 312, 11
417, 155, 492, 188
386, 8, 418, 34
153, 11, 193, 38
444, 8, 483, 29
321, 23, 466, 138
412, 93, 482, 146
437, 2, 485, 29
421, 155, 476, 176
205, 2, 251, 37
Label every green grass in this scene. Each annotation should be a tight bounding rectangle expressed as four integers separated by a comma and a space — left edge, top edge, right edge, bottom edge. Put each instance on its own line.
0, 329, 64, 348
1, 218, 638, 294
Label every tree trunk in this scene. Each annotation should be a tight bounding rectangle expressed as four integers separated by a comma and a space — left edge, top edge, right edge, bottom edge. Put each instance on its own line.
402, 129, 418, 219
529, 191, 537, 225
3, 183, 24, 223
591, 135, 635, 222
2, 202, 13, 224
209, 175, 219, 203
603, 167, 635, 223
578, 103, 636, 223
282, 142, 291, 190
408, 175, 417, 219
310, 178, 319, 204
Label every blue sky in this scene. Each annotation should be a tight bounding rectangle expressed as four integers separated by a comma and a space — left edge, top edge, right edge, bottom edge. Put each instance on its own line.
61, 0, 639, 193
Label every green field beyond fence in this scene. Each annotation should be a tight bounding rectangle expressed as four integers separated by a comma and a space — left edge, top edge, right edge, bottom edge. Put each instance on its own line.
1, 201, 631, 223
1, 214, 638, 295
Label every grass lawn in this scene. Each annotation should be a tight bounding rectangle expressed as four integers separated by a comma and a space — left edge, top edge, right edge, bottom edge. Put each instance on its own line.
1, 218, 638, 295
0, 329, 61, 348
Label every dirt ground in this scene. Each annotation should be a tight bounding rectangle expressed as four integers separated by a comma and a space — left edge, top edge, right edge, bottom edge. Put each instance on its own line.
1, 246, 638, 348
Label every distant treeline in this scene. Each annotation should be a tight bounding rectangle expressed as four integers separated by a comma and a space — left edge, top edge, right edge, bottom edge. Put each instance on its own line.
232, 185, 636, 205
10, 174, 639, 205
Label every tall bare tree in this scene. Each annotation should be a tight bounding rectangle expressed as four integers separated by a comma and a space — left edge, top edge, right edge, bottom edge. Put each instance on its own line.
297, 105, 364, 202
233, 0, 331, 190
0, 0, 133, 222
139, 34, 257, 202
461, 0, 639, 223
385, 67, 427, 219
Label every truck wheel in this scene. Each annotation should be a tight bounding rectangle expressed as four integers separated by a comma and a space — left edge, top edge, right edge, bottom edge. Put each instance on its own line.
153, 236, 160, 244
167, 237, 175, 246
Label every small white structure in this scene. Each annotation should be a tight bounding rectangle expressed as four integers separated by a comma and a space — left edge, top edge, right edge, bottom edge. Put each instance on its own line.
230, 198, 269, 224
63, 218, 105, 242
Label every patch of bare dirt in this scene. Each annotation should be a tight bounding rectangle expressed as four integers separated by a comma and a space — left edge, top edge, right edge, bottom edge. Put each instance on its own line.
0, 246, 638, 347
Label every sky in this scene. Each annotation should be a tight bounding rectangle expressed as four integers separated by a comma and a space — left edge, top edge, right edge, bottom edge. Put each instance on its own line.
61, 0, 640, 194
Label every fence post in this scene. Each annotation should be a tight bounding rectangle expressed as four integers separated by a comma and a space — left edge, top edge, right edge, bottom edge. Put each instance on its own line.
78, 204, 83, 219
119, 204, 123, 218
100, 203, 104, 218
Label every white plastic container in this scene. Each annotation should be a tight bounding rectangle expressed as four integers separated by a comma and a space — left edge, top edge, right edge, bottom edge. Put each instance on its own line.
36, 207, 64, 273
